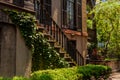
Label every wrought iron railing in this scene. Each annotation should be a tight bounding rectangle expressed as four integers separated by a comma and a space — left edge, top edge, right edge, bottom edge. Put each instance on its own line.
34, 0, 84, 66
76, 50, 84, 65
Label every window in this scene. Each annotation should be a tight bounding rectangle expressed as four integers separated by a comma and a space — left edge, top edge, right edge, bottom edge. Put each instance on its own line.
77, 0, 82, 31
43, 0, 52, 25
62, 0, 82, 30
34, 0, 51, 25
67, 0, 75, 29
13, 0, 24, 7
62, 0, 76, 30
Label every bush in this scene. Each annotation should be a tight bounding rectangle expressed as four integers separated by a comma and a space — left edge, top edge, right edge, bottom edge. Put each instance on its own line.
31, 67, 82, 80
0, 77, 28, 80
0, 65, 111, 80
77, 64, 112, 80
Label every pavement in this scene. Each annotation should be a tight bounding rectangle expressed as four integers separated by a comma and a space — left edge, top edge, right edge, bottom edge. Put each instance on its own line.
108, 72, 120, 80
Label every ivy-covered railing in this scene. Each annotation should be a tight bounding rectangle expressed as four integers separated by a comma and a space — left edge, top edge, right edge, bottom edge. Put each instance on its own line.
35, 0, 84, 66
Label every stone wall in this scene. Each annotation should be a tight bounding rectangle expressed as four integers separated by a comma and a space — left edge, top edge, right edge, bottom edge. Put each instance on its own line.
0, 22, 31, 77
89, 60, 120, 72
105, 60, 120, 72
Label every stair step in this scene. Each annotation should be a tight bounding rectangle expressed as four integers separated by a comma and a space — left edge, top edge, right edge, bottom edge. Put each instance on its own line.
68, 62, 76, 67
64, 57, 72, 61
44, 33, 51, 39
65, 54, 70, 57
37, 26, 44, 33
48, 40, 55, 46
54, 46, 61, 52
59, 51, 65, 57
35, 20, 39, 26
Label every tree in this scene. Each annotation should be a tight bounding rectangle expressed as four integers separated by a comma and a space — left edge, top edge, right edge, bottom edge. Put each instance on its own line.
91, 0, 120, 58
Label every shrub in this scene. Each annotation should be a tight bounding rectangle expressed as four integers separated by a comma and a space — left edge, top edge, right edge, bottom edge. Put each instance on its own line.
31, 67, 82, 80
12, 77, 28, 80
0, 77, 28, 80
0, 65, 111, 80
77, 64, 112, 80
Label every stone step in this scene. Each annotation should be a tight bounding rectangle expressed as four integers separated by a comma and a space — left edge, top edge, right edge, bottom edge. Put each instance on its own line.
54, 46, 61, 52
64, 57, 72, 61
47, 40, 55, 47
44, 33, 51, 39
37, 26, 44, 33
68, 62, 76, 67
59, 51, 66, 57
35, 20, 39, 26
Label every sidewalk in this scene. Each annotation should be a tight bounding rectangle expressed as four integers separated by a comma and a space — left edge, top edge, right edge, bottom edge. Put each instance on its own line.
108, 72, 120, 80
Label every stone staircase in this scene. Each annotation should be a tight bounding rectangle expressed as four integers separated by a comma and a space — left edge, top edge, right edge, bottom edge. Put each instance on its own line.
34, 0, 84, 66
36, 23, 77, 67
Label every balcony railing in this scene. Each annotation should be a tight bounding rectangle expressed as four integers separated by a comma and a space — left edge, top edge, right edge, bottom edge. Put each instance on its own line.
35, 0, 84, 66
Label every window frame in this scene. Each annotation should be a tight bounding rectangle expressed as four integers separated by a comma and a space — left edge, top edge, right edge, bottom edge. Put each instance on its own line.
62, 0, 82, 31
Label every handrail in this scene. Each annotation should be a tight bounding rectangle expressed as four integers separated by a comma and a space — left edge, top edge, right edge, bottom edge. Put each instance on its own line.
34, 0, 84, 65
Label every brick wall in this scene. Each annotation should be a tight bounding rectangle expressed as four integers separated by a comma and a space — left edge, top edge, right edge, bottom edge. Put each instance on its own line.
0, 23, 16, 77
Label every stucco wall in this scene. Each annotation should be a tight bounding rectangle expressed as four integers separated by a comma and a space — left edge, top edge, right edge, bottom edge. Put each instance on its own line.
0, 23, 16, 77
16, 27, 31, 77
0, 22, 31, 77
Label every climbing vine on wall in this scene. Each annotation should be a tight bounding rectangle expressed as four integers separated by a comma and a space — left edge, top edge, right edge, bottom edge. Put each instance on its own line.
2, 9, 69, 71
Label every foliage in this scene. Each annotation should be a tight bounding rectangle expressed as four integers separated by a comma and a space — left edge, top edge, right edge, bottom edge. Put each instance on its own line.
86, 5, 92, 13
0, 65, 111, 80
31, 67, 82, 80
2, 9, 69, 71
77, 64, 112, 80
91, 0, 120, 58
32, 32, 69, 71
87, 19, 93, 29
0, 77, 28, 80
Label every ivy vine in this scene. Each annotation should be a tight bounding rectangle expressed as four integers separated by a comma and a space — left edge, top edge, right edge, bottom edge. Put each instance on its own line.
3, 9, 69, 71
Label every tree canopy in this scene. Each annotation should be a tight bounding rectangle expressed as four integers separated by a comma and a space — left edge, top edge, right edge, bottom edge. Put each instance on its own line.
91, 0, 120, 58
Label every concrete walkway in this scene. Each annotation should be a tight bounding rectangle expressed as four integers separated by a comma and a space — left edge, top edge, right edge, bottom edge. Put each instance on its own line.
108, 72, 120, 80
